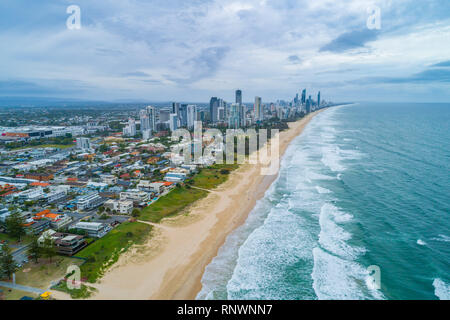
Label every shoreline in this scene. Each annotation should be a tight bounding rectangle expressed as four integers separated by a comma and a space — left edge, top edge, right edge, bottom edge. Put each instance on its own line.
81, 109, 325, 300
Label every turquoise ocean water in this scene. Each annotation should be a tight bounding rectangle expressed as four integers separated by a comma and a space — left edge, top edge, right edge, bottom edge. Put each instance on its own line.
197, 103, 450, 300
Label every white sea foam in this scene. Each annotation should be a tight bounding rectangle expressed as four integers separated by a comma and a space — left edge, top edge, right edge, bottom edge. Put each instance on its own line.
318, 203, 365, 260
312, 247, 384, 300
431, 234, 450, 243
316, 186, 332, 194
417, 239, 426, 246
226, 206, 315, 299
433, 278, 450, 300
321, 146, 346, 172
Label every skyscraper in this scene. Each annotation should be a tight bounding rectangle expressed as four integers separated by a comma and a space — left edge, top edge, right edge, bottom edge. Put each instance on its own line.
180, 104, 188, 127
228, 103, 241, 129
140, 109, 150, 132
210, 97, 219, 123
306, 95, 312, 113
235, 89, 242, 105
146, 106, 157, 132
169, 113, 178, 132
301, 89, 306, 105
254, 96, 262, 121
317, 91, 321, 108
172, 102, 180, 116
187, 105, 197, 130
123, 118, 136, 136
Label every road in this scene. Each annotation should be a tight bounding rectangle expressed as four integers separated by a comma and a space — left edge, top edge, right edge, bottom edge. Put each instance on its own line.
11, 243, 30, 266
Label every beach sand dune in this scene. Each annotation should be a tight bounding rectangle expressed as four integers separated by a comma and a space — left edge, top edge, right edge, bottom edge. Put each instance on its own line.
87, 110, 323, 300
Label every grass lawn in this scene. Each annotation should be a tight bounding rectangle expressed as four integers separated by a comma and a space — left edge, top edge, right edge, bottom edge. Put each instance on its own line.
11, 144, 75, 151
52, 280, 97, 299
14, 256, 84, 289
190, 164, 239, 190
139, 186, 208, 223
0, 286, 36, 300
75, 222, 152, 283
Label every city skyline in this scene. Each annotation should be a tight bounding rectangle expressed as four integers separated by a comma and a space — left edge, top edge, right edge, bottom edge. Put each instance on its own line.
0, 0, 449, 103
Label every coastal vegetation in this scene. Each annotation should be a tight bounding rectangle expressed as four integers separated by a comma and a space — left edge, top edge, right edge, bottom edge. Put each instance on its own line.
139, 187, 208, 223
75, 222, 152, 283
189, 164, 239, 190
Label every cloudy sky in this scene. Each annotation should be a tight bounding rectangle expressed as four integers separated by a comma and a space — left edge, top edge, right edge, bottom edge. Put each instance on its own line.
0, 0, 449, 103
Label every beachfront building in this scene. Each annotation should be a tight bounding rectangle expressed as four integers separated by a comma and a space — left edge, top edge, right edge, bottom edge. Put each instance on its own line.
38, 229, 87, 256
104, 199, 134, 215
120, 190, 150, 205
164, 172, 187, 183
71, 221, 109, 238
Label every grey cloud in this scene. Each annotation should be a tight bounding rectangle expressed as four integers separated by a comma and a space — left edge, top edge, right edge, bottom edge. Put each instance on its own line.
430, 60, 450, 67
319, 29, 379, 53
288, 55, 302, 64
122, 71, 152, 77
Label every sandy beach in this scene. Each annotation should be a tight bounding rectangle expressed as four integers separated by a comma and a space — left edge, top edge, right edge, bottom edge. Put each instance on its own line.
78, 109, 324, 300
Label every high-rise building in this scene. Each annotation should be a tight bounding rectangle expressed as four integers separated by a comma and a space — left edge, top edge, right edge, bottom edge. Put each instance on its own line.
235, 90, 242, 105
159, 108, 171, 122
228, 103, 241, 129
254, 96, 262, 121
240, 104, 246, 127
186, 105, 197, 129
140, 110, 150, 132
172, 102, 180, 116
146, 106, 157, 132
179, 104, 188, 127
169, 113, 178, 132
210, 97, 219, 123
123, 118, 136, 136
317, 91, 321, 108
301, 89, 306, 105
306, 95, 312, 113
218, 107, 225, 122
142, 130, 152, 140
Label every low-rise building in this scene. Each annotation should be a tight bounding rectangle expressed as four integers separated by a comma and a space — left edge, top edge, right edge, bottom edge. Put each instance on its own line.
164, 172, 187, 183
120, 190, 150, 204
76, 193, 105, 211
46, 189, 67, 203
70, 221, 109, 238
100, 174, 117, 185
104, 199, 134, 215
15, 187, 45, 201
38, 229, 87, 256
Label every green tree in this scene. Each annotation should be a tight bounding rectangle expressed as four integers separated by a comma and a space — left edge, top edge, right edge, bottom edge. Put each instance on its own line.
131, 209, 140, 218
28, 236, 42, 264
0, 244, 17, 280
5, 211, 26, 241
42, 233, 57, 263
98, 144, 108, 153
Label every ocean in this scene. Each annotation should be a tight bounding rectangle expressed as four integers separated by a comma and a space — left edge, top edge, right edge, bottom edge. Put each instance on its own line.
196, 102, 450, 300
